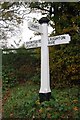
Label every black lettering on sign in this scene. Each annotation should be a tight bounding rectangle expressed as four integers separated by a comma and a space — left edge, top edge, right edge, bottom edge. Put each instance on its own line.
54, 36, 60, 40
48, 38, 55, 45
37, 39, 41, 43
25, 40, 41, 48
31, 24, 39, 30
61, 36, 65, 40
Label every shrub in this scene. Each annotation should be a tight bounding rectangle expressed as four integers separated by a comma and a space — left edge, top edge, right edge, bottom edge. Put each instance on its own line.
50, 43, 80, 88
2, 49, 40, 90
2, 66, 17, 91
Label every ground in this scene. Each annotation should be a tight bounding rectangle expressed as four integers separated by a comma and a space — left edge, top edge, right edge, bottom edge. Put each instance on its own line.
2, 81, 79, 119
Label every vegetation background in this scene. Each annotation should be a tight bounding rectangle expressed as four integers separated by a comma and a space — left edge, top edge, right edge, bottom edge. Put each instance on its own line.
1, 1, 80, 119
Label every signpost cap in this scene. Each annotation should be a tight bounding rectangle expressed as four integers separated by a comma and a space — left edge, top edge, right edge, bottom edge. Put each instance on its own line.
39, 17, 49, 24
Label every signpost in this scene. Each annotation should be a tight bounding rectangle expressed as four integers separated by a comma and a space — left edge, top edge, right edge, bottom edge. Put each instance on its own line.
28, 22, 42, 33
25, 39, 41, 49
25, 34, 70, 49
48, 34, 70, 46
26, 17, 71, 102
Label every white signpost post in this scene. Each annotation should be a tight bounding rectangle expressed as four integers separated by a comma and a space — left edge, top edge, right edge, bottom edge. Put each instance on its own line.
25, 17, 71, 102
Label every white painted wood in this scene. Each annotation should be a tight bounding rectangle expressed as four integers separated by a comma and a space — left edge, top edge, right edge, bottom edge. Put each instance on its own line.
24, 34, 70, 49
48, 34, 70, 46
39, 23, 51, 93
24, 39, 41, 49
27, 20, 71, 96
28, 22, 42, 33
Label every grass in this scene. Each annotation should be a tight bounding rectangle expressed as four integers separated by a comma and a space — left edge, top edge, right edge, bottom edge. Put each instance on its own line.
3, 81, 39, 117
2, 81, 79, 119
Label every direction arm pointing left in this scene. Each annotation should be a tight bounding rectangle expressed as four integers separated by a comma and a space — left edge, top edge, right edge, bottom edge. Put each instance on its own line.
28, 22, 42, 33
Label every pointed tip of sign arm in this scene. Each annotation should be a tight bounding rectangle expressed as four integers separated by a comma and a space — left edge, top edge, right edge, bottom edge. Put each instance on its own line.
67, 34, 71, 42
61, 34, 71, 42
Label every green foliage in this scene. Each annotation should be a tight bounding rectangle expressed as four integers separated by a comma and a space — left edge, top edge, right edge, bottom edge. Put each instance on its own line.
32, 74, 40, 84
3, 40, 80, 90
28, 2, 80, 88
2, 2, 80, 119
2, 66, 17, 91
50, 42, 80, 88
29, 2, 80, 36
3, 82, 79, 119
2, 48, 40, 91
51, 2, 80, 35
